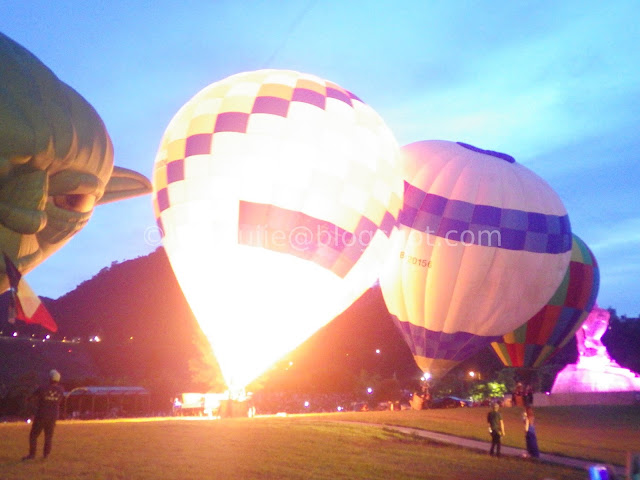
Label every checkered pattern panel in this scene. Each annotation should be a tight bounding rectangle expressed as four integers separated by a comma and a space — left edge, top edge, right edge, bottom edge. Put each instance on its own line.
238, 201, 381, 278
393, 317, 502, 362
399, 181, 572, 254
524, 304, 564, 345
152, 70, 401, 279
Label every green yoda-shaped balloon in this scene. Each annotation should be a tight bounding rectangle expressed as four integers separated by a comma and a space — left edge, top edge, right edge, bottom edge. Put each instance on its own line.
0, 32, 151, 289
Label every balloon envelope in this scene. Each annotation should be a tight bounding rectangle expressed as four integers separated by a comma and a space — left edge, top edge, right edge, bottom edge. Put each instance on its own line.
152, 70, 402, 389
0, 32, 150, 289
491, 234, 599, 368
379, 140, 572, 378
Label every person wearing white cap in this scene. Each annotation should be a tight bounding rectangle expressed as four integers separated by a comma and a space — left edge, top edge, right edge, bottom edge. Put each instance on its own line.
22, 369, 65, 460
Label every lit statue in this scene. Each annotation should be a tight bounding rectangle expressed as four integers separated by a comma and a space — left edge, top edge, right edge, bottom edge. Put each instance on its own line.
551, 303, 640, 393
575, 304, 614, 363
0, 32, 151, 291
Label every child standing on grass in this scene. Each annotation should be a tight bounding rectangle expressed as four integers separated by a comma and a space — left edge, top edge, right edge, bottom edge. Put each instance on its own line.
487, 402, 505, 457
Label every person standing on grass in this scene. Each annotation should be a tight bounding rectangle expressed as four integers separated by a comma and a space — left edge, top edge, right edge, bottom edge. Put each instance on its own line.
487, 402, 505, 457
22, 369, 65, 460
523, 407, 540, 458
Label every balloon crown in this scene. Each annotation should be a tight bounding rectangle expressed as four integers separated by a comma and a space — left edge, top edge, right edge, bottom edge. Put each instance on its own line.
457, 142, 515, 163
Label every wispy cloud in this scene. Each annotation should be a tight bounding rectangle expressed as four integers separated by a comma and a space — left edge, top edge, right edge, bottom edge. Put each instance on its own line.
588, 218, 640, 252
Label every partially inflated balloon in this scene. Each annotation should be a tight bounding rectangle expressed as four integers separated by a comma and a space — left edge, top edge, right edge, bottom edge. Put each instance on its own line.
152, 70, 402, 389
491, 234, 599, 368
379, 140, 572, 378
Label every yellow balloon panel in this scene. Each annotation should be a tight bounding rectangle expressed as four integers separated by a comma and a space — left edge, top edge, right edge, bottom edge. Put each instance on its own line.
153, 70, 402, 389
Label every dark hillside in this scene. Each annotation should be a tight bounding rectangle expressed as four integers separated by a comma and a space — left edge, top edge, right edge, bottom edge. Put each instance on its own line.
1, 246, 637, 410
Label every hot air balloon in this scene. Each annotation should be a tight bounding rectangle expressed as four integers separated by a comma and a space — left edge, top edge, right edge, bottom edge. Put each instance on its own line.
490, 234, 599, 368
152, 70, 402, 389
379, 140, 572, 379
0, 32, 151, 291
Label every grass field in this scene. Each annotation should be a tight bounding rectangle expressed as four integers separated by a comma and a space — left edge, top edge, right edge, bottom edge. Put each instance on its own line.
0, 405, 637, 480
329, 404, 640, 466
1, 417, 582, 480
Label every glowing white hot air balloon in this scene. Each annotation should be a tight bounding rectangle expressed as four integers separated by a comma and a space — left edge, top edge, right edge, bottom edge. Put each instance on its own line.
152, 70, 402, 389
379, 140, 572, 378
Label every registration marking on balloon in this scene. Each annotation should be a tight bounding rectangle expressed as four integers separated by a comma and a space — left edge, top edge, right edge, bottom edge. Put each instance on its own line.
398, 251, 432, 268
152, 70, 402, 389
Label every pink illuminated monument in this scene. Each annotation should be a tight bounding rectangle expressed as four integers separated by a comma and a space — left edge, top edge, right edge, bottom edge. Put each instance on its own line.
551, 304, 640, 393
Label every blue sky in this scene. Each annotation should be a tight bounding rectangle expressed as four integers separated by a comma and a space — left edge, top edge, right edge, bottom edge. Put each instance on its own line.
1, 0, 638, 315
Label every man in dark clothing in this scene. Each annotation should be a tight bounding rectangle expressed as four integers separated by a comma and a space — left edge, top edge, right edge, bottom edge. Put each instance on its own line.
22, 369, 65, 460
487, 402, 505, 457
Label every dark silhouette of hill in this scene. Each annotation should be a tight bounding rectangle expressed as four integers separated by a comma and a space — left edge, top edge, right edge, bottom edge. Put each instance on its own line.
47, 248, 220, 394
2, 246, 637, 405
0, 294, 100, 391
50, 248, 196, 344
0, 248, 220, 403
47, 247, 425, 392
0, 248, 422, 397
254, 283, 423, 393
